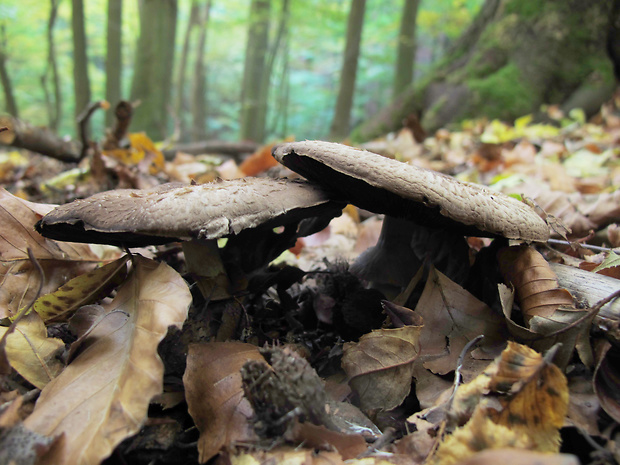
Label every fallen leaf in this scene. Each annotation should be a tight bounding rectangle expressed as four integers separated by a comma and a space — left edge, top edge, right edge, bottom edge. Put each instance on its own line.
23, 256, 190, 465
0, 312, 64, 389
342, 324, 422, 412
183, 341, 263, 463
414, 267, 507, 376
498, 245, 575, 323
0, 188, 108, 319
593, 340, 620, 423
450, 342, 569, 453
453, 448, 579, 465
32, 254, 130, 322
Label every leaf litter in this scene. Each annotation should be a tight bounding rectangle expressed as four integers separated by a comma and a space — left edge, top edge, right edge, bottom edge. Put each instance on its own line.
1, 103, 620, 464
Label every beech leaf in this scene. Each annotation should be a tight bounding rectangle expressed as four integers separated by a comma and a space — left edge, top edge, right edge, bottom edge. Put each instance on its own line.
342, 324, 422, 412
23, 255, 191, 465
183, 341, 263, 463
0, 312, 64, 389
0, 188, 116, 319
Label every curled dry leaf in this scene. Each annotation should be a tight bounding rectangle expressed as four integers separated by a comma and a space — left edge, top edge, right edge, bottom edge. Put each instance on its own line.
24, 256, 191, 465
414, 268, 507, 376
0, 312, 64, 389
498, 245, 575, 324
0, 189, 107, 318
183, 342, 263, 463
342, 324, 422, 412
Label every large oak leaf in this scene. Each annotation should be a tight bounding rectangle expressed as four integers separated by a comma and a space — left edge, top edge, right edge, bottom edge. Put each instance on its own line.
23, 256, 191, 465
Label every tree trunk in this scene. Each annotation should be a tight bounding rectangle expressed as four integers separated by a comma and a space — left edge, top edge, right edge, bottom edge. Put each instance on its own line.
328, 0, 366, 141
269, 8, 291, 138
0, 25, 18, 118
176, 0, 200, 142
71, 0, 92, 126
257, 0, 289, 142
353, 0, 616, 142
130, 0, 178, 140
105, 0, 123, 127
191, 0, 212, 142
42, 0, 61, 130
393, 0, 420, 99
239, 0, 271, 142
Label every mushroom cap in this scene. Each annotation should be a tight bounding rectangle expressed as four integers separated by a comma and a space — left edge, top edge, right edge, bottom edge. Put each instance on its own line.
273, 141, 550, 242
36, 177, 344, 247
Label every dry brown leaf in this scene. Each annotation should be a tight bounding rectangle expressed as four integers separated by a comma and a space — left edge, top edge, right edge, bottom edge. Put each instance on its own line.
593, 340, 620, 423
0, 312, 64, 389
183, 341, 263, 463
498, 245, 575, 323
23, 256, 190, 465
508, 183, 620, 236
291, 422, 367, 460
414, 268, 507, 376
0, 188, 112, 319
342, 324, 422, 412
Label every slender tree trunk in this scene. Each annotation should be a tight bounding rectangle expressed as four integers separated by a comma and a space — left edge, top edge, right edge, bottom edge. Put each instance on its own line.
191, 0, 212, 142
176, 0, 200, 141
130, 0, 178, 139
256, 0, 289, 142
105, 0, 123, 127
239, 0, 270, 142
42, 0, 61, 130
393, 0, 420, 98
71, 0, 91, 126
328, 0, 366, 141
270, 9, 291, 137
0, 24, 19, 117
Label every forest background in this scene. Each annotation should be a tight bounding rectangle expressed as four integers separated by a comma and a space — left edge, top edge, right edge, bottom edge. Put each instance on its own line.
0, 0, 480, 145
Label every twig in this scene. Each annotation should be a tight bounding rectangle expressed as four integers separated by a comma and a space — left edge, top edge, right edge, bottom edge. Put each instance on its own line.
77, 100, 110, 161
547, 238, 617, 254
532, 288, 620, 341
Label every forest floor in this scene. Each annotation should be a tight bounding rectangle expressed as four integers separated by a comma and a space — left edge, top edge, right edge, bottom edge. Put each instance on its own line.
1, 97, 620, 465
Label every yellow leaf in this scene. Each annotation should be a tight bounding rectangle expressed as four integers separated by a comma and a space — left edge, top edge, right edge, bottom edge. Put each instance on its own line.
31, 255, 130, 322
24, 256, 191, 465
0, 312, 64, 389
102, 132, 165, 173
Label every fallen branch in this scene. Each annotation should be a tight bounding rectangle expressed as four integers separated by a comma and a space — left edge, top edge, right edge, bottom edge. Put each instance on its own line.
0, 115, 80, 162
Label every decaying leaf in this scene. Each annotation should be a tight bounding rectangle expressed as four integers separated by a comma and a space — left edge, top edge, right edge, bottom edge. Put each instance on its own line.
23, 256, 190, 465
342, 324, 422, 412
414, 267, 507, 376
446, 342, 569, 458
183, 342, 263, 463
0, 312, 64, 389
498, 245, 575, 323
32, 254, 130, 322
0, 189, 107, 318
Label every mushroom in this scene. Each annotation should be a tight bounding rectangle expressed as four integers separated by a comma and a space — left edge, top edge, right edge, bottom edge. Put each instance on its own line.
35, 177, 345, 276
272, 140, 550, 296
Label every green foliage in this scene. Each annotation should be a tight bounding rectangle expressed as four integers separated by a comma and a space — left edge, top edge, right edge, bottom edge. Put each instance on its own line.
0, 0, 481, 143
465, 63, 534, 121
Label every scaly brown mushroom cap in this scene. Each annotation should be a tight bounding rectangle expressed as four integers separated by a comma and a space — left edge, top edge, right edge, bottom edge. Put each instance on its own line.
273, 140, 550, 242
36, 177, 344, 247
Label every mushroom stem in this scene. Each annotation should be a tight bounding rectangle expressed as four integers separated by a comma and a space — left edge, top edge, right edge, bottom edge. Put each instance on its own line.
349, 216, 422, 300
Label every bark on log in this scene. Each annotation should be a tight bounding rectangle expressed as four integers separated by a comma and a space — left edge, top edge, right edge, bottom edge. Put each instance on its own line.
0, 115, 80, 162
